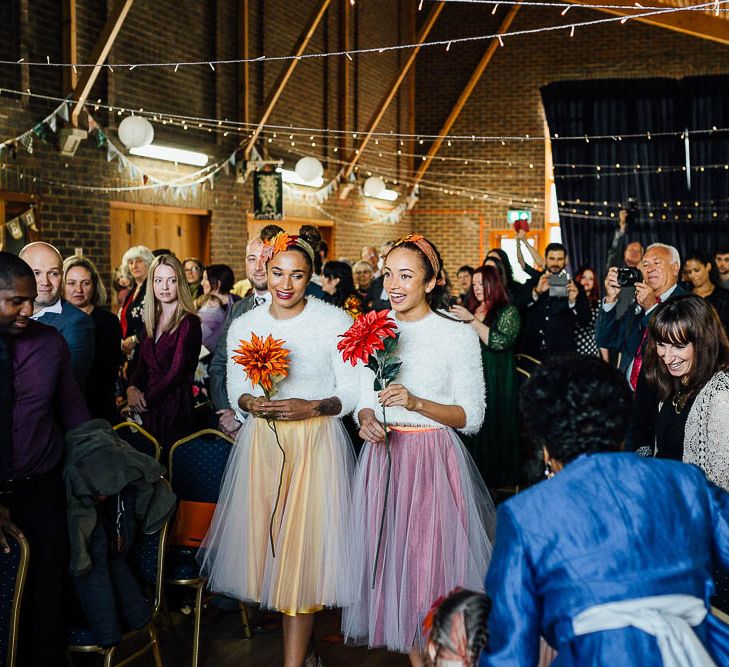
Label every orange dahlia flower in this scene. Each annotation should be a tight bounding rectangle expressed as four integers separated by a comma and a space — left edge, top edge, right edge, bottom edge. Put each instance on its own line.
232, 332, 290, 397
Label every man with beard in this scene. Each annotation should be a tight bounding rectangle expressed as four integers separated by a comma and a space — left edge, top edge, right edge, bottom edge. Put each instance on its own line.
209, 226, 282, 435
519, 243, 590, 361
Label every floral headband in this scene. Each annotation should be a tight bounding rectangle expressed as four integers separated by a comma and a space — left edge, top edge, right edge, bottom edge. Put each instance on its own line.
261, 231, 315, 264
392, 233, 445, 286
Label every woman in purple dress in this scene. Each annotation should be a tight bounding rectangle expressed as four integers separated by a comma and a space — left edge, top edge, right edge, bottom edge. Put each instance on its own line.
125, 254, 201, 453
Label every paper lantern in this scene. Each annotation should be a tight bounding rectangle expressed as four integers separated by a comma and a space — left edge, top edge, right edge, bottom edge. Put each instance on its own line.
363, 176, 386, 197
294, 156, 323, 183
118, 116, 155, 149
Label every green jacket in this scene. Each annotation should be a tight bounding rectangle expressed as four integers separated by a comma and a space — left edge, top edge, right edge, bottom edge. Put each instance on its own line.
63, 419, 176, 575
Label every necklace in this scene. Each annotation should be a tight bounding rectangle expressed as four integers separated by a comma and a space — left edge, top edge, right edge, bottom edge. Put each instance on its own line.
672, 391, 689, 414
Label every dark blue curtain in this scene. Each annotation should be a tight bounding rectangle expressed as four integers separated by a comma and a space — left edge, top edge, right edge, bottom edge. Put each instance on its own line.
541, 77, 729, 280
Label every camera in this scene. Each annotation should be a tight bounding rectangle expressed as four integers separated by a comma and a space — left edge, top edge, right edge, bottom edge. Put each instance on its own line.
616, 267, 643, 287
548, 272, 570, 298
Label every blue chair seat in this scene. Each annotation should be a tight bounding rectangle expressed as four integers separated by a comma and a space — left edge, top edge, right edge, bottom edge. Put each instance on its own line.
166, 547, 201, 581
67, 627, 98, 647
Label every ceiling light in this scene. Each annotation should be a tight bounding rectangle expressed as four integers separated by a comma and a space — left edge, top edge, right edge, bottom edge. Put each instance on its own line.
277, 167, 324, 188
129, 144, 209, 166
365, 188, 399, 202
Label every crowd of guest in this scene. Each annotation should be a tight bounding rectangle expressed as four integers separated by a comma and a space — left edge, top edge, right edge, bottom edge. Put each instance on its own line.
2, 213, 729, 667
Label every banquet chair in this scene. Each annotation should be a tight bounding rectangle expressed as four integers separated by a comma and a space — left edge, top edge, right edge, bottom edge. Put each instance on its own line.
166, 429, 251, 667
67, 522, 169, 667
113, 421, 162, 462
0, 532, 29, 667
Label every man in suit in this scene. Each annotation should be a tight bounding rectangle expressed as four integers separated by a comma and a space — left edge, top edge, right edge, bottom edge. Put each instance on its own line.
596, 242, 686, 449
19, 242, 95, 387
0, 251, 90, 666
605, 208, 644, 320
520, 243, 591, 361
210, 229, 281, 435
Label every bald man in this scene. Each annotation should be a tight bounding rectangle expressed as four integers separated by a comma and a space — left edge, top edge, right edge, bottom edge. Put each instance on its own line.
19, 242, 95, 387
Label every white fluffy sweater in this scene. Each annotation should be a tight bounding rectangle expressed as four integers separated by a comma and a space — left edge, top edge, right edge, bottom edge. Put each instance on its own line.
226, 298, 359, 420
355, 311, 486, 435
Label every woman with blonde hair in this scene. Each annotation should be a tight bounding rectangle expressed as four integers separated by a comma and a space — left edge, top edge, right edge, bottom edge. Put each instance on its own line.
125, 254, 201, 452
63, 255, 122, 423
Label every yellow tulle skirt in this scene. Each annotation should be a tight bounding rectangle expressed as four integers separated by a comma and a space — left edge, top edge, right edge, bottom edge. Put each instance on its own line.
199, 415, 355, 615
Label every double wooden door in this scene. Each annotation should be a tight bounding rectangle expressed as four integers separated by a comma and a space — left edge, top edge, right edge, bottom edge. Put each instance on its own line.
110, 203, 211, 272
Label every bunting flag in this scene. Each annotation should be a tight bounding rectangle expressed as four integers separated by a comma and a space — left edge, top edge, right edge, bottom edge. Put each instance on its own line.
4, 207, 36, 239
283, 176, 339, 206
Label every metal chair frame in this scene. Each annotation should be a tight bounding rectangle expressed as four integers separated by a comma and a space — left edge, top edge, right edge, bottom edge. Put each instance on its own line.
167, 429, 251, 667
67, 523, 169, 667
2, 533, 29, 667
113, 421, 162, 462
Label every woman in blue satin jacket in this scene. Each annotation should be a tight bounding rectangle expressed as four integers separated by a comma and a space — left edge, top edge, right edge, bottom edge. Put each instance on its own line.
482, 354, 729, 667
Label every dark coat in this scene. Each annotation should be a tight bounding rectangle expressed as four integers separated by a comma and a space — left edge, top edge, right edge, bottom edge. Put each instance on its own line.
63, 419, 176, 576
519, 281, 591, 361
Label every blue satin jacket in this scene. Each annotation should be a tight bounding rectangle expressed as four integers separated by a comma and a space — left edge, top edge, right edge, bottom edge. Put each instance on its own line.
482, 453, 729, 666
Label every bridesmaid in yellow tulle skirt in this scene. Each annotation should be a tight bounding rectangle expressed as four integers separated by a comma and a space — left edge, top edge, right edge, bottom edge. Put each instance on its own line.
198, 231, 359, 666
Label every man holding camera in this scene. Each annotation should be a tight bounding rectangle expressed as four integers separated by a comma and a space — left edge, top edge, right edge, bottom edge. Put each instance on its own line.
597, 243, 685, 386
520, 243, 591, 361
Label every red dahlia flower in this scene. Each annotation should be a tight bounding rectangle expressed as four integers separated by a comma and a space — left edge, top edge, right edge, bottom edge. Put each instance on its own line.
337, 309, 398, 367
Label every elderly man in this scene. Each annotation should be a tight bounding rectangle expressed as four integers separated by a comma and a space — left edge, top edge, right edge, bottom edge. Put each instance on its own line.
209, 225, 282, 435
19, 242, 95, 387
597, 243, 688, 450
0, 251, 90, 666
597, 243, 686, 386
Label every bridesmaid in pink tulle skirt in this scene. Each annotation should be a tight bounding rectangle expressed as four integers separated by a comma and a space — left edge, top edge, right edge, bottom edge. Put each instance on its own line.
342, 235, 496, 666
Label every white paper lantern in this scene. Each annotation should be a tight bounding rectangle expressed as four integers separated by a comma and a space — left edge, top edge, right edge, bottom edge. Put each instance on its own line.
118, 116, 155, 149
294, 156, 323, 183
363, 175, 386, 197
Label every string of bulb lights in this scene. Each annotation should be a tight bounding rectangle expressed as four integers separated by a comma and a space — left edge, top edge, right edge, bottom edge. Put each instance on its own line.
0, 2, 724, 69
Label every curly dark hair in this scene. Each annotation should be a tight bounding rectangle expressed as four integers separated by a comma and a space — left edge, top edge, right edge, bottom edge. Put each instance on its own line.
520, 354, 631, 463
427, 589, 491, 666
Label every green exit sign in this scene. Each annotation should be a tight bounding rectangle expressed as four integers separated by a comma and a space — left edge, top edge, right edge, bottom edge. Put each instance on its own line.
507, 209, 532, 224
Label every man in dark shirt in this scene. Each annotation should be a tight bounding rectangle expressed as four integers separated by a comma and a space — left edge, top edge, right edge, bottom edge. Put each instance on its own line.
0, 251, 90, 666
520, 243, 591, 361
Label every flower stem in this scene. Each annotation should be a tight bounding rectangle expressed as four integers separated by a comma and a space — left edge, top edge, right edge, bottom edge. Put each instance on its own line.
372, 404, 391, 590
267, 418, 285, 558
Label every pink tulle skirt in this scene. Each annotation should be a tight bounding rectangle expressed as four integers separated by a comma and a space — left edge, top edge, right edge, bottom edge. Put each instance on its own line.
342, 426, 495, 653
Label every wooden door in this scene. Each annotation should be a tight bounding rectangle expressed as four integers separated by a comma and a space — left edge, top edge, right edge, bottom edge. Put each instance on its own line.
110, 204, 210, 271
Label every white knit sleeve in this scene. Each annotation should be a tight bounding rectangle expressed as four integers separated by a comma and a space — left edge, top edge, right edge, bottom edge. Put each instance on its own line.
354, 365, 378, 426
326, 306, 361, 417
452, 322, 486, 435
706, 388, 729, 491
226, 317, 253, 421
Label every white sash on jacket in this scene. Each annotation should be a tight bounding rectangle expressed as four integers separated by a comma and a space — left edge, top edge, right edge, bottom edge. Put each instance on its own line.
572, 594, 716, 667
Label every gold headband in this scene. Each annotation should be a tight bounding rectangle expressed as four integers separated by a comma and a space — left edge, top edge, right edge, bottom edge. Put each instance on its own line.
392, 234, 445, 286
262, 232, 315, 264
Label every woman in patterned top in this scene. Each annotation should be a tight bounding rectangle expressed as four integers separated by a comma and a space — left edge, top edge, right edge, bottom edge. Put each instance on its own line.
451, 265, 521, 489
574, 266, 600, 356
322, 260, 364, 319
643, 294, 729, 612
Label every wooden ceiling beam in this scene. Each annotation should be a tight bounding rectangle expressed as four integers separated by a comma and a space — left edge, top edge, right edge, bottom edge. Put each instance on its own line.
411, 5, 520, 190
341, 0, 446, 181
62, 0, 77, 94
244, 0, 333, 159
565, 0, 729, 46
70, 0, 135, 126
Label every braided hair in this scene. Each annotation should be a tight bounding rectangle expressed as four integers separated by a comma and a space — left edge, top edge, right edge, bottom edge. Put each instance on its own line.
426, 589, 491, 666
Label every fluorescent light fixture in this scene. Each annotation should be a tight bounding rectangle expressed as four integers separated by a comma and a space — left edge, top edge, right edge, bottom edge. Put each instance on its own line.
277, 167, 324, 188
129, 144, 209, 167
366, 188, 399, 202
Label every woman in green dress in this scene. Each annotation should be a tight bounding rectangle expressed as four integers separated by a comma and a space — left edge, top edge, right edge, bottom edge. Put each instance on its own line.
450, 264, 521, 489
